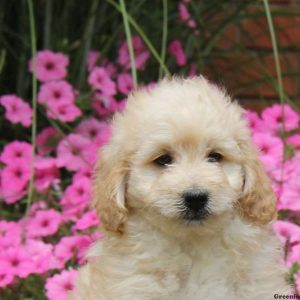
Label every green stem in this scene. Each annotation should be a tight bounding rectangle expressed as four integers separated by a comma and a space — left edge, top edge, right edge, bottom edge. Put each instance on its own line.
43, 0, 52, 49
106, 0, 171, 77
263, 0, 286, 202
262, 0, 284, 104
159, 0, 168, 79
26, 0, 38, 215
119, 0, 137, 88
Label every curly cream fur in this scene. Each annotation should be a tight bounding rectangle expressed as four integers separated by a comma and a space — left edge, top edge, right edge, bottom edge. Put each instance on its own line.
72, 77, 290, 300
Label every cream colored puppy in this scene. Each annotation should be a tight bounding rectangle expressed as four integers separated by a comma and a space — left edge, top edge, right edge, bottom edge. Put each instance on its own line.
72, 77, 290, 300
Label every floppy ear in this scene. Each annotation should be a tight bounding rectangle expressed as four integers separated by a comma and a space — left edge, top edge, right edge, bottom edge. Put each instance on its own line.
92, 142, 129, 234
237, 142, 277, 225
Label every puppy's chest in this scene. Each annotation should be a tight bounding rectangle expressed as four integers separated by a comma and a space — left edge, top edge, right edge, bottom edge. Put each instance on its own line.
144, 243, 247, 300
177, 253, 243, 299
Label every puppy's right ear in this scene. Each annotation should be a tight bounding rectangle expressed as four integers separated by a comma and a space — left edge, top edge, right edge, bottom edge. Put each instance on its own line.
92, 142, 128, 234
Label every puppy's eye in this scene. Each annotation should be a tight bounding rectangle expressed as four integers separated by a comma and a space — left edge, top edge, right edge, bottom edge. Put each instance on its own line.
207, 152, 223, 163
154, 154, 173, 166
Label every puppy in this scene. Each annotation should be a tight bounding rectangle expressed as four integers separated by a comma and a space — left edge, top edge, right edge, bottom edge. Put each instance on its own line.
72, 77, 290, 300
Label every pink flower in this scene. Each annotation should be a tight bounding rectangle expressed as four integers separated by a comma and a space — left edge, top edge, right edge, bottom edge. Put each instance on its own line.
25, 240, 61, 273
117, 99, 127, 112
61, 177, 91, 217
178, 3, 196, 28
244, 110, 267, 133
117, 73, 134, 94
287, 134, 300, 149
273, 221, 300, 244
271, 157, 300, 183
75, 118, 111, 146
286, 244, 300, 268
73, 210, 99, 231
34, 156, 60, 192
29, 50, 69, 82
73, 167, 93, 182
37, 80, 81, 122
0, 141, 32, 165
64, 177, 91, 205
118, 35, 150, 70
0, 185, 26, 204
36, 127, 60, 155
179, 3, 190, 21
0, 247, 35, 278
26, 209, 62, 238
135, 51, 151, 70
168, 40, 186, 66
91, 92, 118, 116
1, 162, 31, 204
0, 272, 14, 288
55, 235, 92, 264
27, 200, 47, 217
262, 104, 300, 133
252, 132, 284, 171
1, 162, 31, 188
46, 102, 82, 123
0, 95, 32, 127
187, 19, 196, 28
45, 269, 78, 300
87, 50, 101, 72
0, 221, 21, 248
279, 179, 300, 211
56, 134, 94, 171
54, 236, 80, 263
103, 61, 117, 77
38, 80, 75, 105
0, 169, 3, 199
88, 67, 116, 97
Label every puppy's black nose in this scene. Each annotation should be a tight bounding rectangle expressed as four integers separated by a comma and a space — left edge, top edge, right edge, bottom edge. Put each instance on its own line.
183, 189, 209, 212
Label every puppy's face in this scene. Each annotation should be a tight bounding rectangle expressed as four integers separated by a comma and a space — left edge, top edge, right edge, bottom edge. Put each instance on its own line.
127, 117, 243, 223
93, 77, 277, 233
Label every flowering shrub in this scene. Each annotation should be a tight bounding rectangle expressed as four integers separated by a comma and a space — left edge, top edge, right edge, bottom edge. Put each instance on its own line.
0, 35, 150, 300
0, 17, 300, 300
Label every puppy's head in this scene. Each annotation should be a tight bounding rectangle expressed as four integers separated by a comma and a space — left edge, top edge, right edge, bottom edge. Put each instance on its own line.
93, 77, 277, 234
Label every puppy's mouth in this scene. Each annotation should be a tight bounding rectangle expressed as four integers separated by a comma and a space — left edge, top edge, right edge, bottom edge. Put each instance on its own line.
181, 208, 211, 223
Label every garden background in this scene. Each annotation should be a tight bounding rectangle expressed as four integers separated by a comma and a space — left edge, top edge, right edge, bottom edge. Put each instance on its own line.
0, 0, 300, 299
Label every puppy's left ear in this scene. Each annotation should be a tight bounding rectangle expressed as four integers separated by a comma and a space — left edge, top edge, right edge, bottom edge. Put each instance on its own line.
237, 141, 277, 225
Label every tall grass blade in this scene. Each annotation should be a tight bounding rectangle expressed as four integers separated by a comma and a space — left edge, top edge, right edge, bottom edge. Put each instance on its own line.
262, 0, 284, 104
26, 0, 38, 215
43, 0, 52, 49
119, 0, 138, 88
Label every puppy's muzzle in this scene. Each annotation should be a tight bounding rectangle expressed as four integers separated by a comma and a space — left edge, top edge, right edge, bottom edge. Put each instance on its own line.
182, 189, 210, 221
